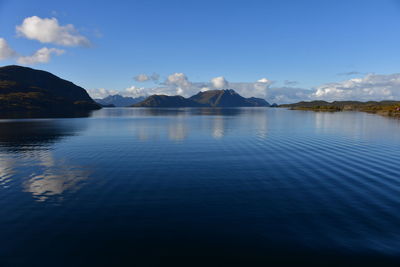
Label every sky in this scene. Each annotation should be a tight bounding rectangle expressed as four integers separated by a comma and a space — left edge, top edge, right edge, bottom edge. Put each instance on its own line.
1, 0, 400, 103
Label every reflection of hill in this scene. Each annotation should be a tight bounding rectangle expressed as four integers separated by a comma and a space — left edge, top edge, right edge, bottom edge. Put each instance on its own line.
190, 108, 243, 116
125, 107, 269, 141
0, 119, 86, 150
127, 107, 245, 117
0, 110, 93, 119
92, 107, 264, 118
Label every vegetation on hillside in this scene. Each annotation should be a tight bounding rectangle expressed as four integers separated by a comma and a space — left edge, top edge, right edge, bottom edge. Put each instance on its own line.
280, 100, 400, 117
0, 65, 100, 115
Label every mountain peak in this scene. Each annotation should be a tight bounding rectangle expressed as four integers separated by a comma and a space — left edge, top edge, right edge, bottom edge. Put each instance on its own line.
134, 89, 270, 108
189, 89, 269, 107
133, 94, 203, 107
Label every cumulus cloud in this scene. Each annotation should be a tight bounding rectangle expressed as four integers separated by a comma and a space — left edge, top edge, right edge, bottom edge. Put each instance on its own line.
312, 73, 400, 101
166, 73, 190, 87
134, 73, 160, 82
87, 88, 119, 99
88, 86, 149, 99
125, 86, 147, 96
266, 87, 313, 104
16, 16, 90, 47
0, 38, 16, 60
17, 47, 65, 65
211, 76, 228, 89
134, 74, 150, 82
0, 38, 64, 65
162, 72, 194, 95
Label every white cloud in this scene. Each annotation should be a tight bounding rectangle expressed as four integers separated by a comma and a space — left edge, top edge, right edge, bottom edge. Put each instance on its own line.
134, 73, 160, 82
88, 86, 148, 99
0, 38, 16, 60
265, 87, 312, 104
125, 86, 147, 96
134, 74, 151, 82
312, 73, 400, 101
211, 76, 228, 89
16, 16, 90, 47
257, 78, 271, 83
17, 47, 65, 65
166, 73, 190, 87
249, 78, 274, 98
87, 88, 119, 99
163, 72, 194, 95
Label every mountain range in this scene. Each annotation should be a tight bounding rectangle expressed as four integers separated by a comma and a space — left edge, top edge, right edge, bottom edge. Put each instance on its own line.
95, 95, 145, 107
133, 89, 270, 107
0, 65, 100, 115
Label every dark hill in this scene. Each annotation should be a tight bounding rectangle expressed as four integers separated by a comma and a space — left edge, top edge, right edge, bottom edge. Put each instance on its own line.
133, 95, 203, 107
133, 89, 270, 108
245, 97, 270, 107
190, 89, 270, 107
95, 94, 145, 107
0, 65, 100, 114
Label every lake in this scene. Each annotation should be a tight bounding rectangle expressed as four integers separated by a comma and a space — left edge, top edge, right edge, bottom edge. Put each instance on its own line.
0, 107, 400, 266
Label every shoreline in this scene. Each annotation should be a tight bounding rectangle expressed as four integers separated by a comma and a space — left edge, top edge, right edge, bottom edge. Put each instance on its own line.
279, 101, 400, 118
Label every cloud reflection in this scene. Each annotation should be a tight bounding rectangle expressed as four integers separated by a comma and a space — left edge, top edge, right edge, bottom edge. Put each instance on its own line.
0, 157, 16, 187
212, 117, 225, 139
23, 154, 90, 202
168, 121, 187, 141
0, 119, 90, 202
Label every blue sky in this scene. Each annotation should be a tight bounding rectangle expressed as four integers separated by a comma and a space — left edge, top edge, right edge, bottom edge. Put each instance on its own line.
1, 0, 400, 103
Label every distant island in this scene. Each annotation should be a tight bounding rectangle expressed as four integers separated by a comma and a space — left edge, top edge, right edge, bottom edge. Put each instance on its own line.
133, 89, 271, 107
280, 100, 400, 117
0, 65, 100, 117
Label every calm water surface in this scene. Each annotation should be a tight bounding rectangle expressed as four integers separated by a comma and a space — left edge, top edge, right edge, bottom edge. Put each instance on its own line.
0, 108, 400, 266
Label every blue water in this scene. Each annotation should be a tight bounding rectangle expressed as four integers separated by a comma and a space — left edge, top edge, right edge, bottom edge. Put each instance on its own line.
0, 108, 400, 266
